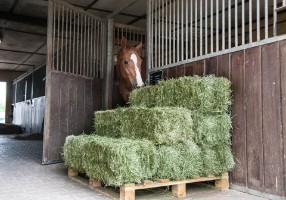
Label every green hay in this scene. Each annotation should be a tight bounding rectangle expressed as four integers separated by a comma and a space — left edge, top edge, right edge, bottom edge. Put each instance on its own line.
63, 135, 158, 186
95, 107, 194, 145
201, 145, 235, 176
129, 75, 232, 113
192, 112, 232, 147
63, 135, 88, 173
154, 141, 203, 180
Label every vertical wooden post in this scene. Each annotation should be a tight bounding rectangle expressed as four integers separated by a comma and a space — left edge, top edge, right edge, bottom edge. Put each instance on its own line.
172, 183, 186, 198
215, 173, 229, 191
120, 184, 135, 200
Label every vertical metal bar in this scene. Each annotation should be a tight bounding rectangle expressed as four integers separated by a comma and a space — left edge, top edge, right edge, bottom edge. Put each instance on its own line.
61, 6, 64, 72
47, 0, 54, 71
57, 4, 60, 71
205, 0, 208, 54
169, 0, 171, 64
165, 0, 168, 65
77, 12, 80, 74
69, 9, 72, 73
177, 0, 180, 62
186, 0, 188, 60
257, 0, 260, 41
73, 11, 76, 74
162, 0, 164, 66
211, 0, 213, 53
265, 0, 268, 39
200, 0, 202, 56
249, 0, 252, 43
83, 15, 87, 76
195, 0, 197, 57
147, 0, 152, 72
96, 21, 99, 77
181, 0, 184, 61
235, 0, 238, 46
155, 0, 158, 69
65, 8, 68, 72
173, 0, 176, 62
87, 17, 90, 77
151, 0, 154, 69
159, 0, 161, 67
216, 0, 219, 51
93, 20, 96, 77
52, 3, 56, 70
228, 0, 231, 49
242, 0, 245, 45
80, 14, 83, 75
273, 0, 277, 36
190, 0, 193, 58
90, 18, 93, 77
222, 0, 225, 50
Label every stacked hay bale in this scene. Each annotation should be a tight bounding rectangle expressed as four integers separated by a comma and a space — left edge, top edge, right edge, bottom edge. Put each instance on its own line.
63, 75, 234, 187
129, 76, 234, 176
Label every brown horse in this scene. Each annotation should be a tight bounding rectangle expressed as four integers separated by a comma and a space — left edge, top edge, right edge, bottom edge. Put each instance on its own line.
116, 36, 144, 102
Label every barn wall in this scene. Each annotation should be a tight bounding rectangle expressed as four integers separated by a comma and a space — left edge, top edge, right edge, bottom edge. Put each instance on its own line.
0, 70, 23, 123
43, 71, 102, 164
162, 40, 286, 198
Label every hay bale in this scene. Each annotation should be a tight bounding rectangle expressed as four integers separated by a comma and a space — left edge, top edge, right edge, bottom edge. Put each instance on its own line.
129, 75, 231, 113
63, 135, 158, 186
0, 123, 22, 135
95, 107, 193, 145
154, 141, 202, 180
192, 112, 232, 147
201, 145, 235, 176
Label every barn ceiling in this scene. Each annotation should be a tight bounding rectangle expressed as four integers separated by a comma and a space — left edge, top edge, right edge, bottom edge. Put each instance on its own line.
0, 0, 147, 72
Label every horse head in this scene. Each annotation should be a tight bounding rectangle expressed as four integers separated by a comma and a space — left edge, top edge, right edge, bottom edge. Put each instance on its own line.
116, 36, 144, 102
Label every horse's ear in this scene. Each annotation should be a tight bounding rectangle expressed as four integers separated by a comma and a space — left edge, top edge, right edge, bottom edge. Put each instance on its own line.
135, 42, 142, 51
121, 36, 127, 49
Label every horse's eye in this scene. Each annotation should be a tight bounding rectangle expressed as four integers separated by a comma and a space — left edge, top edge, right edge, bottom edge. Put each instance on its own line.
124, 60, 128, 65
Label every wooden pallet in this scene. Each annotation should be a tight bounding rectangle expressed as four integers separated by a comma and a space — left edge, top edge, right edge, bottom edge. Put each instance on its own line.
68, 168, 229, 200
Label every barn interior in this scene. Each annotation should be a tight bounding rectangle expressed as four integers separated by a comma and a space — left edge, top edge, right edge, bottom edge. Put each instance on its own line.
1, 0, 286, 199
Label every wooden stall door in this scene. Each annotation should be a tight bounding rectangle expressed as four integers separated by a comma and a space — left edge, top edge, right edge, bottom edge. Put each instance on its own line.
43, 0, 104, 164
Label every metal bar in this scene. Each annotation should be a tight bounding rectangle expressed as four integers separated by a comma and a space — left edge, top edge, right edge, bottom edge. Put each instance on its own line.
257, 0, 260, 41
235, 0, 238, 46
195, 0, 197, 57
87, 17, 90, 77
265, 0, 268, 39
76, 12, 80, 74
80, 13, 83, 75
249, 0, 252, 43
181, 0, 184, 61
173, 0, 176, 62
165, 0, 168, 66
274, 0, 277, 36
61, 6, 64, 71
211, 0, 213, 53
216, 0, 219, 51
65, 8, 68, 72
242, 0, 245, 45
200, 0, 202, 56
83, 15, 87, 76
147, 0, 152, 73
169, 0, 171, 65
186, 0, 188, 60
190, 0, 193, 58
159, 0, 161, 67
155, 0, 158, 69
177, 0, 180, 62
93, 20, 96, 77
69, 9, 72, 73
96, 21, 99, 77
52, 3, 56, 70
47, 0, 54, 71
205, 0, 208, 54
162, 0, 164, 66
56, 4, 60, 71
228, 0, 231, 49
222, 0, 225, 50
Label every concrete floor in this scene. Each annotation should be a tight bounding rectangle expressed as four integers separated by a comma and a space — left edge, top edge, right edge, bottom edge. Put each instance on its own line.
0, 134, 268, 200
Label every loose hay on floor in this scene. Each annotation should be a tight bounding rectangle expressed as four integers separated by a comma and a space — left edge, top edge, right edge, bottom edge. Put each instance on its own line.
63, 135, 158, 186
95, 107, 194, 145
129, 76, 232, 113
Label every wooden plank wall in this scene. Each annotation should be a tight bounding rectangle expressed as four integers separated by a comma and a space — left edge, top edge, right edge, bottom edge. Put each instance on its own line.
163, 40, 286, 197
43, 71, 103, 164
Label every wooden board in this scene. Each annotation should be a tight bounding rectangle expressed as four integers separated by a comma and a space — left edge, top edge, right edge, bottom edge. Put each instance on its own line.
192, 60, 205, 76
167, 67, 177, 79
176, 64, 185, 77
185, 63, 193, 76
217, 54, 230, 79
68, 168, 229, 200
230, 50, 247, 187
280, 40, 286, 196
245, 47, 264, 191
261, 42, 283, 195
205, 57, 218, 76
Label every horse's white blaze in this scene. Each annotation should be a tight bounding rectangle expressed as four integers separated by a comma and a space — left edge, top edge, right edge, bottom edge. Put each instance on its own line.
130, 53, 144, 87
